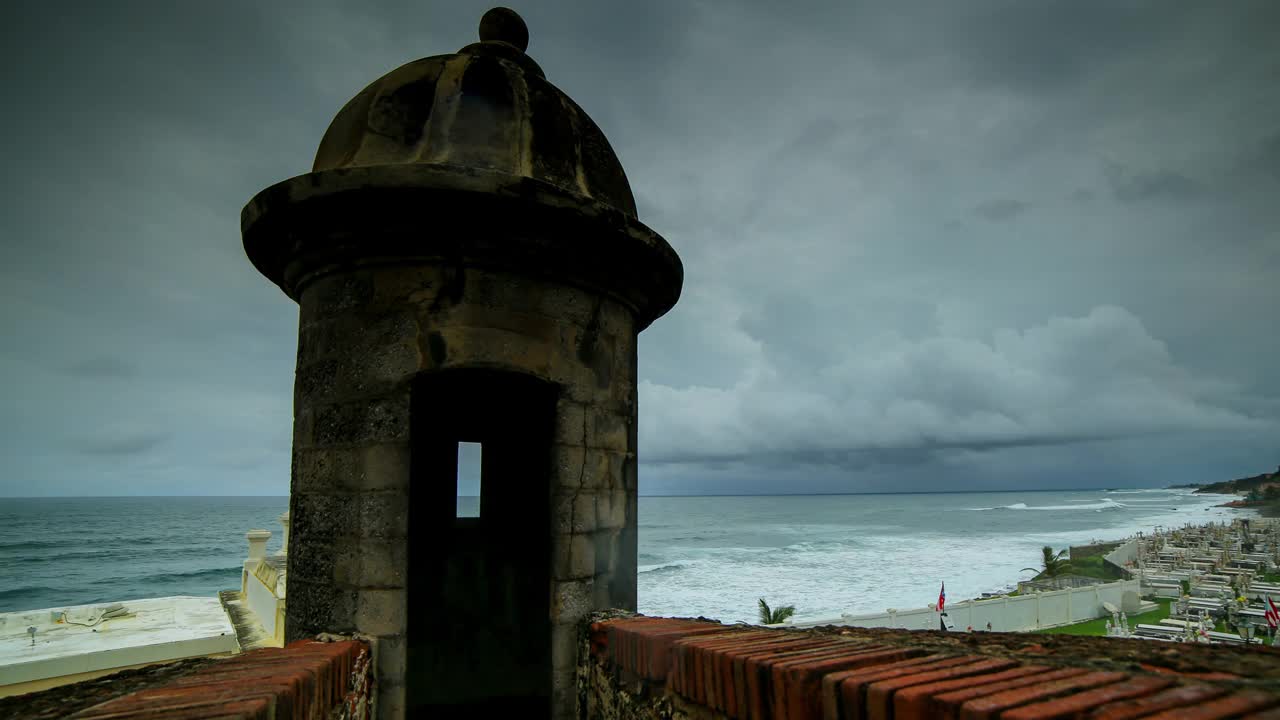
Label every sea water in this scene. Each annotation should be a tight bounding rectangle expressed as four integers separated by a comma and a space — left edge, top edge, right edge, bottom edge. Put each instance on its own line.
0, 490, 1249, 622
637, 489, 1248, 623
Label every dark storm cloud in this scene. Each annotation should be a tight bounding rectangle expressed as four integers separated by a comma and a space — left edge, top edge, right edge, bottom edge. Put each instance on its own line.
80, 432, 168, 457
2, 0, 1277, 496
1105, 164, 1203, 204
63, 356, 137, 379
1245, 133, 1280, 183
973, 199, 1030, 222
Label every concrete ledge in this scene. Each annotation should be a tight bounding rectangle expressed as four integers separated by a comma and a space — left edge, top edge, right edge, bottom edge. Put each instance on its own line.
584, 613, 1280, 720
1, 597, 239, 694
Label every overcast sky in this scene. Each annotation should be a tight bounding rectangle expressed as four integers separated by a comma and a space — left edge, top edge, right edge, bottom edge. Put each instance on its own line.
3, 1, 1277, 497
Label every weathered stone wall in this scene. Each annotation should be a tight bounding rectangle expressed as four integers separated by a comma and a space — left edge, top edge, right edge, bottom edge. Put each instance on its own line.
287, 261, 638, 717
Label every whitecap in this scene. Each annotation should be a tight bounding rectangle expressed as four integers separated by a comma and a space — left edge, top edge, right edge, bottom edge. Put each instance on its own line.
638, 562, 688, 575
1001, 499, 1126, 510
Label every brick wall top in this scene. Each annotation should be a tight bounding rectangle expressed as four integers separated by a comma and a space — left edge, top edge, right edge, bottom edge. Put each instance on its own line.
589, 615, 1280, 720
2, 639, 370, 720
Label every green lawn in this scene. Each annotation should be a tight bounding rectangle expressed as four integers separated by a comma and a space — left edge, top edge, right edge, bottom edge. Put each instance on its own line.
1035, 599, 1171, 636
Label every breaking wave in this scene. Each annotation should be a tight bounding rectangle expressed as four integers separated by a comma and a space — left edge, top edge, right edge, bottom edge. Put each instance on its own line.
140, 566, 241, 584
638, 563, 688, 575
971, 499, 1127, 511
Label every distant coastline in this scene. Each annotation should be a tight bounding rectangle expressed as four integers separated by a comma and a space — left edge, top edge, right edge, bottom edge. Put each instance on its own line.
0, 486, 1231, 500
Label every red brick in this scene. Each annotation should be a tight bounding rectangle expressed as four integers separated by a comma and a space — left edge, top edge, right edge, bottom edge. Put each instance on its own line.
75, 693, 277, 719
630, 619, 685, 675
1088, 684, 1230, 720
154, 666, 329, 715
999, 675, 1176, 720
670, 630, 744, 700
768, 645, 897, 719
821, 654, 955, 720
721, 632, 839, 707
893, 665, 1053, 720
1138, 690, 1279, 719
88, 696, 271, 717
741, 641, 830, 715
840, 655, 985, 720
604, 617, 665, 673
958, 671, 1127, 720
76, 696, 273, 719
710, 635, 828, 710
691, 633, 818, 704
742, 641, 852, 719
778, 646, 924, 720
87, 684, 300, 719
864, 658, 1021, 720
607, 617, 686, 675
630, 619, 725, 681
928, 667, 1089, 720
672, 629, 775, 698
69, 640, 367, 720
713, 636, 818, 712
646, 619, 722, 678
719, 635, 836, 716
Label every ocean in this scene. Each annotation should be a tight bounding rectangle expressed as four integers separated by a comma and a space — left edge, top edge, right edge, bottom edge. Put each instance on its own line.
0, 489, 1250, 623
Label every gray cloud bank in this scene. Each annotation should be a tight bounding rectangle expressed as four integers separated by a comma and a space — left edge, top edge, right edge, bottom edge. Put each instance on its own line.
1, 0, 1276, 496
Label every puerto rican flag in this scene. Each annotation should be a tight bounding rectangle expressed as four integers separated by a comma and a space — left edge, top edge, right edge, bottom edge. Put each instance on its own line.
938, 583, 946, 613
1266, 596, 1279, 629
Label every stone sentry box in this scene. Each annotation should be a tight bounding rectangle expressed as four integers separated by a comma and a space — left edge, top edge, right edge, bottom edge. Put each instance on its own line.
240, 8, 682, 720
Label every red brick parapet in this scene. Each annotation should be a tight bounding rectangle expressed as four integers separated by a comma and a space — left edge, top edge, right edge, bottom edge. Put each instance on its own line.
586, 615, 1280, 720
2, 639, 370, 720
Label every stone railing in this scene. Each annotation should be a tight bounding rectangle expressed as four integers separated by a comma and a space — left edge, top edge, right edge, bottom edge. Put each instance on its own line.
583, 613, 1280, 720
235, 513, 289, 648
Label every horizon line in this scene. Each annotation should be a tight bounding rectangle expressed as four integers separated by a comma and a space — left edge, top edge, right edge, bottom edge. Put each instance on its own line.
0, 486, 1207, 500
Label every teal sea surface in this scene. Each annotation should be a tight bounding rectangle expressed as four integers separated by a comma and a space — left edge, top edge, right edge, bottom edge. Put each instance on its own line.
0, 489, 1248, 623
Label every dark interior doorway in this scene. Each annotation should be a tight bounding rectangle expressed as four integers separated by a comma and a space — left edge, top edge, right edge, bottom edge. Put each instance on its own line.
406, 369, 557, 717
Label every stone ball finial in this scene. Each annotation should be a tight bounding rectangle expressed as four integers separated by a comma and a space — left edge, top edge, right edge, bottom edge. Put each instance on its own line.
479, 7, 529, 52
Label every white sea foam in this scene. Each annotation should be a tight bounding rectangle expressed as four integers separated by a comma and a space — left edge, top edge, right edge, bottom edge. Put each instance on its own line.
636, 489, 1253, 624
968, 499, 1126, 511
1010, 499, 1127, 510
638, 562, 690, 575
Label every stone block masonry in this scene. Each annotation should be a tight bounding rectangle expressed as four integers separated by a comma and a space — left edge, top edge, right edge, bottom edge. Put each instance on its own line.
583, 613, 1280, 720
240, 8, 682, 716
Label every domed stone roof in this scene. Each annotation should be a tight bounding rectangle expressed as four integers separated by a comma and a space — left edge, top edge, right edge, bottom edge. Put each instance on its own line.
312, 7, 638, 216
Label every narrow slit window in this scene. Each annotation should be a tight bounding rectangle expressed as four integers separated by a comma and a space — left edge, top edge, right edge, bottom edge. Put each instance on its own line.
456, 442, 482, 518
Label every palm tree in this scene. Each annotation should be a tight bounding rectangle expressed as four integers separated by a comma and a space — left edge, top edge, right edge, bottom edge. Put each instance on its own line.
758, 598, 796, 625
1022, 546, 1070, 580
